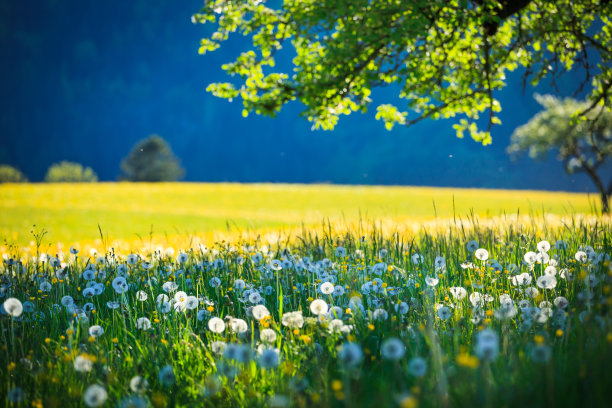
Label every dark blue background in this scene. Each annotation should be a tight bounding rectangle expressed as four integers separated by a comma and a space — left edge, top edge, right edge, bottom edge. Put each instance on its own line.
0, 0, 597, 191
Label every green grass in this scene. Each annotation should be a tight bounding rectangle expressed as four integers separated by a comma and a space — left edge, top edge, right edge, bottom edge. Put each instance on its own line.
0, 183, 599, 246
1, 219, 611, 407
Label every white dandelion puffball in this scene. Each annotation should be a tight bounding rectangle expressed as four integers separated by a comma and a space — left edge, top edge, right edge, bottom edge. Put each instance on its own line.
258, 348, 280, 369
136, 317, 151, 330
449, 287, 467, 300
88, 325, 104, 338
536, 275, 557, 290
425, 276, 439, 287
537, 240, 551, 253
260, 328, 277, 343
158, 365, 175, 387
523, 251, 537, 265
310, 299, 328, 315
475, 248, 489, 261
381, 338, 405, 361
74, 355, 94, 372
466, 240, 479, 252
437, 306, 452, 320
136, 291, 148, 301
130, 376, 149, 393
475, 329, 499, 360
3, 298, 23, 317
208, 317, 226, 333
230, 318, 249, 334
281, 311, 304, 328
252, 305, 270, 321
83, 384, 107, 407
185, 296, 199, 310
407, 357, 427, 377
338, 342, 363, 367
320, 282, 334, 295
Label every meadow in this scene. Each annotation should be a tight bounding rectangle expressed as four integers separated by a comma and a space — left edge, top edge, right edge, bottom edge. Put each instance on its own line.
0, 182, 600, 249
1, 183, 611, 407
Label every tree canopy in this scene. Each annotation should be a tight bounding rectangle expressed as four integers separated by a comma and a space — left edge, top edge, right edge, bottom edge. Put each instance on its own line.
194, 0, 612, 144
508, 94, 612, 212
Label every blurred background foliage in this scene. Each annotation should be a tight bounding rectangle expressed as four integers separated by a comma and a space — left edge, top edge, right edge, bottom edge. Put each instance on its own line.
0, 0, 598, 191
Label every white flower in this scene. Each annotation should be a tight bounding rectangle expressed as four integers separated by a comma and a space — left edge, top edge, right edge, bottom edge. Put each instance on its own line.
61, 295, 74, 307
136, 291, 148, 301
411, 253, 424, 264
425, 276, 439, 287
162, 281, 178, 293
252, 305, 270, 321
130, 376, 149, 393
7, 387, 26, 404
260, 328, 277, 343
437, 306, 452, 320
112, 277, 128, 294
185, 296, 199, 310
310, 299, 328, 315
281, 311, 304, 328
229, 318, 248, 334
208, 317, 226, 333
475, 329, 499, 360
158, 365, 175, 387
407, 357, 427, 376
136, 317, 151, 330
449, 287, 467, 300
270, 259, 282, 270
530, 344, 552, 363
88, 325, 104, 337
320, 282, 334, 295
338, 342, 363, 367
83, 385, 107, 407
574, 251, 587, 263
258, 348, 280, 369
335, 246, 347, 257
435, 256, 446, 270
523, 251, 537, 265
373, 308, 389, 321
381, 338, 405, 360
395, 301, 410, 314
553, 296, 569, 309
74, 355, 94, 372
3, 298, 23, 317
466, 240, 479, 252
537, 240, 551, 253
333, 285, 345, 297
475, 248, 489, 261
536, 275, 557, 290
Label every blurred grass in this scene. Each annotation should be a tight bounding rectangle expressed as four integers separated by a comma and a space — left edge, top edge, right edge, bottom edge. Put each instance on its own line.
0, 182, 599, 247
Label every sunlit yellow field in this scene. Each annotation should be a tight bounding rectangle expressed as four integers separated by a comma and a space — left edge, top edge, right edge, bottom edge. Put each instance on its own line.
0, 182, 601, 252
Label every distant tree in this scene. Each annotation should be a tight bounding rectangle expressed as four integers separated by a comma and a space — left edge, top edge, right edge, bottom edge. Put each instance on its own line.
120, 135, 185, 182
45, 161, 98, 182
508, 94, 612, 213
0, 165, 28, 183
194, 0, 611, 144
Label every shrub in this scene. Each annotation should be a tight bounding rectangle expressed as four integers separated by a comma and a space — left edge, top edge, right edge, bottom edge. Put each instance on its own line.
45, 161, 98, 182
0, 165, 28, 183
120, 135, 184, 182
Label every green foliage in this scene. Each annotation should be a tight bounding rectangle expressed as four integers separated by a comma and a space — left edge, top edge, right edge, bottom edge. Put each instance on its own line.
1, 221, 612, 407
0, 165, 27, 183
194, 0, 612, 143
44, 161, 98, 183
508, 94, 612, 212
120, 135, 185, 182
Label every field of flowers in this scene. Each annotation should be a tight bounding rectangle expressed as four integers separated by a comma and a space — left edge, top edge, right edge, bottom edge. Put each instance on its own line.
1, 217, 612, 407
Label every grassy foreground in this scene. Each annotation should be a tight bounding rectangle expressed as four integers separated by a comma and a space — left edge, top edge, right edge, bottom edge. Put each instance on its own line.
1, 218, 611, 407
0, 183, 599, 249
